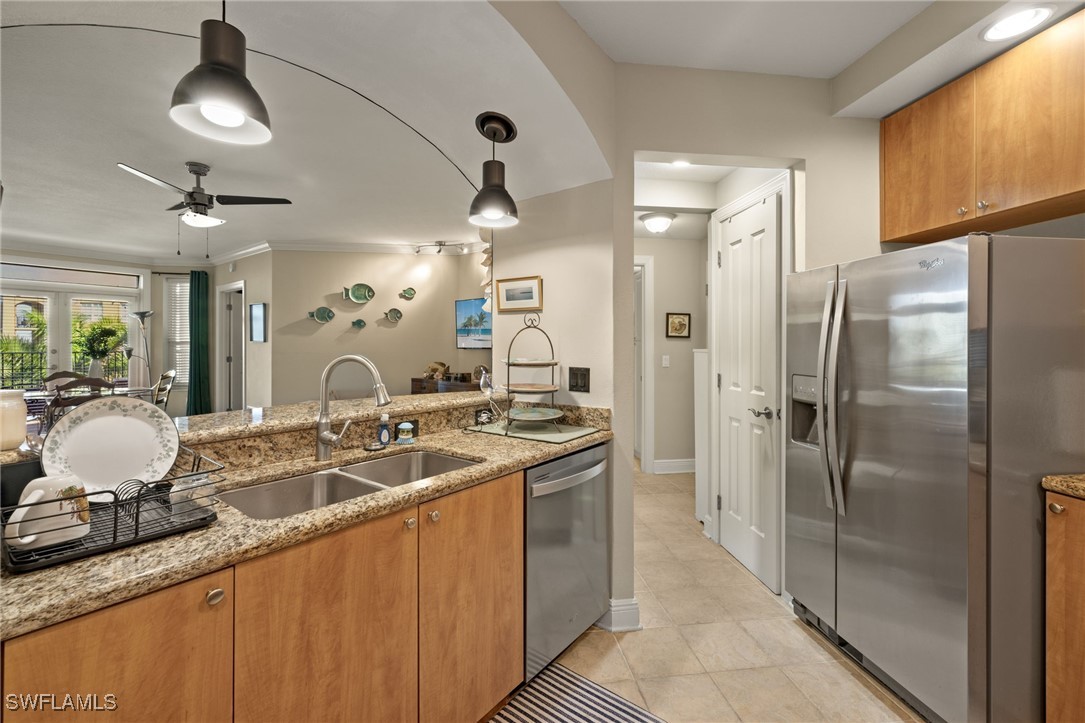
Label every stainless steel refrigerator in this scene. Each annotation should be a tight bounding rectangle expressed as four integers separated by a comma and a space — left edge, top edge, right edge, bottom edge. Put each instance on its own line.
785, 233, 1085, 723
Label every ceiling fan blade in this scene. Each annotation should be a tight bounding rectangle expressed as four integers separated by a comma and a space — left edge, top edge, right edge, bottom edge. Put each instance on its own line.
165, 201, 190, 211
214, 195, 292, 206
117, 163, 186, 195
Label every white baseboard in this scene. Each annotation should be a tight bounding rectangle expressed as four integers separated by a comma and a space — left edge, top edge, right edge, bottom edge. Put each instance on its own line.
654, 458, 695, 474
594, 597, 641, 632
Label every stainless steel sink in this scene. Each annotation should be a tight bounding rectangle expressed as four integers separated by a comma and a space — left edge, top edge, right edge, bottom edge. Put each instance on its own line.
219, 470, 385, 520
339, 451, 477, 487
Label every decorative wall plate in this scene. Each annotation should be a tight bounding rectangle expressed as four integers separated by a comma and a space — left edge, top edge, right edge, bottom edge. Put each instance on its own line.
308, 306, 335, 323
352, 319, 366, 329
385, 308, 403, 323
400, 288, 416, 300
343, 284, 375, 303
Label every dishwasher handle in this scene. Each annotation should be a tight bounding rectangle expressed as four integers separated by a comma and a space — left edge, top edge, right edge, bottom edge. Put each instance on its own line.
531, 459, 608, 498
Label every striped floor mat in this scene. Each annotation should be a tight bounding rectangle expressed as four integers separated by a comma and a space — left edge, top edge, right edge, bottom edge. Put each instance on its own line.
491, 664, 663, 722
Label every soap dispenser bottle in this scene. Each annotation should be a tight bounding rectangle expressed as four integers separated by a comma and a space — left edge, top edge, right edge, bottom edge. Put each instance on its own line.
377, 414, 392, 446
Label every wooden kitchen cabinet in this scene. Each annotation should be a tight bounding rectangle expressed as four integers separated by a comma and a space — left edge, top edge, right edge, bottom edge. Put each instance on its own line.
419, 472, 524, 723
234, 508, 419, 723
1045, 491, 1085, 722
2, 569, 233, 722
881, 9, 1085, 244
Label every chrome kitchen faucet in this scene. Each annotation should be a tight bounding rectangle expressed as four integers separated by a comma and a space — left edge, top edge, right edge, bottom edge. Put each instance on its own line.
316, 355, 392, 461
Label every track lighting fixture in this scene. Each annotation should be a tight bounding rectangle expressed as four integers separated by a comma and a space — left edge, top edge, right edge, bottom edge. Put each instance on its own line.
170, 3, 272, 144
415, 240, 467, 255
468, 112, 518, 228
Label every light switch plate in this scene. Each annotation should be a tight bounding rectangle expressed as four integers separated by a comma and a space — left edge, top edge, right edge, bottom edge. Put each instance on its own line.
662, 355, 671, 368
569, 367, 590, 393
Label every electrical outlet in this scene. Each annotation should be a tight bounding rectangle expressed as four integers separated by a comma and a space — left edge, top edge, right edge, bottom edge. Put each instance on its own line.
475, 409, 495, 426
569, 367, 590, 393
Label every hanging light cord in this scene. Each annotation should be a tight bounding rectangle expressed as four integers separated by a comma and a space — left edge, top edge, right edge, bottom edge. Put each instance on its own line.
205, 228, 210, 259
2, 22, 481, 192
176, 215, 181, 256
222, 0, 226, 23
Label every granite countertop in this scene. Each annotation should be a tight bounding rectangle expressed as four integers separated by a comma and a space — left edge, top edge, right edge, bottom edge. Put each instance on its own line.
0, 425, 612, 641
1042, 474, 1085, 501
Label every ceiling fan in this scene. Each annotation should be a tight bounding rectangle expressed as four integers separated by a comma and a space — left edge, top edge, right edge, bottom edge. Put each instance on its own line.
117, 161, 291, 227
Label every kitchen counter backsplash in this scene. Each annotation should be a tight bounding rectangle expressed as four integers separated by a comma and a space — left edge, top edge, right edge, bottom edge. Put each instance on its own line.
1043, 474, 1085, 501
1, 392, 612, 640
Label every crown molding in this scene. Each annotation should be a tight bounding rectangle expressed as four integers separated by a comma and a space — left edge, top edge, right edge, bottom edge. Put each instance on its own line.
0, 238, 214, 268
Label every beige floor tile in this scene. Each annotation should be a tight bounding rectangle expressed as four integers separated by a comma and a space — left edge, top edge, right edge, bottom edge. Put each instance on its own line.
711, 667, 826, 722
635, 590, 674, 629
783, 662, 906, 722
637, 559, 701, 591
633, 567, 650, 593
616, 627, 706, 679
556, 630, 633, 683
597, 679, 648, 710
669, 476, 697, 494
738, 619, 836, 666
636, 481, 677, 495
665, 539, 738, 562
654, 585, 734, 625
638, 674, 740, 722
679, 621, 774, 672
635, 538, 680, 563
684, 557, 761, 586
708, 582, 795, 621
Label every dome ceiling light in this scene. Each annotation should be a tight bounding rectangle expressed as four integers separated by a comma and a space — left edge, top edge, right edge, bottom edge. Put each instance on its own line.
468, 112, 519, 228
170, 3, 272, 144
983, 6, 1053, 42
640, 212, 676, 234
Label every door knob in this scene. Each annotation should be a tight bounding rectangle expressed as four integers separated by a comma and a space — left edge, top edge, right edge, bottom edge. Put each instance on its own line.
748, 407, 774, 420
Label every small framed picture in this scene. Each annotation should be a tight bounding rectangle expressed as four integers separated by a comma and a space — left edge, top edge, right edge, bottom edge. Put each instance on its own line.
666, 312, 691, 338
250, 303, 268, 343
496, 276, 543, 312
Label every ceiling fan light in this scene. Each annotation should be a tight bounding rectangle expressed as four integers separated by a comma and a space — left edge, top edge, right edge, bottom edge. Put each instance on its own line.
170, 20, 271, 145
641, 212, 676, 234
181, 210, 226, 228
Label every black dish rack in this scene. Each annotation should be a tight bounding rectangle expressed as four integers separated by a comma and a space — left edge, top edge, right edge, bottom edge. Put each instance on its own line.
1, 446, 222, 573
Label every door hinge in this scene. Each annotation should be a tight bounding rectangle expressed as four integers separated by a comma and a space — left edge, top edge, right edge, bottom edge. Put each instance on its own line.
716, 494, 722, 511
716, 373, 722, 390
717, 251, 722, 268
226, 303, 233, 311
705, 283, 709, 297
226, 355, 233, 363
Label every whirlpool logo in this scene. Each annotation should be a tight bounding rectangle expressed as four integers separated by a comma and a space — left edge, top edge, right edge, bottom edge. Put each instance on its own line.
918, 257, 945, 271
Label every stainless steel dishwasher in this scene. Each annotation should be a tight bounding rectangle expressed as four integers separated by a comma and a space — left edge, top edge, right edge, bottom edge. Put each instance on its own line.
525, 443, 609, 681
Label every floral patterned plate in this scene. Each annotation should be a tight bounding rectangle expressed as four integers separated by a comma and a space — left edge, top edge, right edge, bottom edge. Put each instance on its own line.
42, 397, 180, 493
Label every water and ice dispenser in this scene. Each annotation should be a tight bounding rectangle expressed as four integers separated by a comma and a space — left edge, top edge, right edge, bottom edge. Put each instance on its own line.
790, 374, 820, 446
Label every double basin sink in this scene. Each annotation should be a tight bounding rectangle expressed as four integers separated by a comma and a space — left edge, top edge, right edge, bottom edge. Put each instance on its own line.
219, 451, 477, 520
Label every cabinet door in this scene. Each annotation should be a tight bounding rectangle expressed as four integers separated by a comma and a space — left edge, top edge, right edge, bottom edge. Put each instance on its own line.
1046, 492, 1085, 722
419, 472, 524, 723
976, 10, 1085, 214
881, 73, 976, 241
2, 569, 233, 722
235, 510, 419, 723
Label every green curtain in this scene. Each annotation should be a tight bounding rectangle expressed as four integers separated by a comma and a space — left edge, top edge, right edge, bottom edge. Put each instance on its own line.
186, 270, 212, 416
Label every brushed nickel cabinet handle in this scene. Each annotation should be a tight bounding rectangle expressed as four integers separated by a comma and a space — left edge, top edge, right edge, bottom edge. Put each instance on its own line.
405, 517, 417, 529
956, 207, 967, 216
206, 588, 226, 606
977, 200, 990, 211
428, 510, 441, 523
1049, 502, 1066, 515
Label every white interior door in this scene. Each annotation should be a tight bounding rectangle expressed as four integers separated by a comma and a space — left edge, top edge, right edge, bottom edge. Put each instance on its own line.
715, 195, 781, 592
633, 268, 643, 458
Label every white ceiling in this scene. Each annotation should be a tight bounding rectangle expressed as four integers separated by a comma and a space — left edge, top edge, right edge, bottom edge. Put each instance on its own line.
635, 161, 736, 183
561, 1, 932, 78
0, 1, 611, 264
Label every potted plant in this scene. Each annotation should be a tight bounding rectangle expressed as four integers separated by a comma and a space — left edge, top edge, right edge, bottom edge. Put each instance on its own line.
72, 319, 126, 379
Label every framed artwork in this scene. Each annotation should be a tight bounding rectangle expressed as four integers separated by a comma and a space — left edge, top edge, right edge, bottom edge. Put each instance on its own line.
249, 303, 268, 343
666, 312, 691, 338
495, 276, 543, 312
455, 297, 492, 349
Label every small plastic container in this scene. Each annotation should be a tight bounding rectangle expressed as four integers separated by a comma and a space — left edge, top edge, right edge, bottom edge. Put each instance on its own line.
170, 476, 217, 522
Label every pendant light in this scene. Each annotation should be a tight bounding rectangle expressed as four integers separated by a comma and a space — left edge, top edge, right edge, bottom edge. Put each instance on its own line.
469, 112, 518, 228
170, 3, 271, 144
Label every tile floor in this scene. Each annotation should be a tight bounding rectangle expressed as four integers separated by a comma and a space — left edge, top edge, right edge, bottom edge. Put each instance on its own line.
557, 464, 923, 723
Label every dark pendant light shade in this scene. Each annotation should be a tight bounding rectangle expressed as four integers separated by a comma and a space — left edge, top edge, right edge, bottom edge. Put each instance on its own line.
170, 19, 271, 145
469, 112, 518, 228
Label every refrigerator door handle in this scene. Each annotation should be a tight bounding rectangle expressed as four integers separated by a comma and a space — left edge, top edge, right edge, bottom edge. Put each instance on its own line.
815, 280, 836, 510
827, 278, 847, 517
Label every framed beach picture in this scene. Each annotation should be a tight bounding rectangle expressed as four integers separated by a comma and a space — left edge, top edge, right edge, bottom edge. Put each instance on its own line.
495, 276, 543, 312
666, 312, 691, 338
455, 297, 492, 349
249, 303, 268, 343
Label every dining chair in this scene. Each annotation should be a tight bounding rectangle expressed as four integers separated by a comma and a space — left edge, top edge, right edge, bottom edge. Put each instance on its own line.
152, 370, 177, 410
43, 377, 116, 431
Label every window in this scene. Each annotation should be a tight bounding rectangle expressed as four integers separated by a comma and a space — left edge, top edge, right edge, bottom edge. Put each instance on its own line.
165, 277, 190, 384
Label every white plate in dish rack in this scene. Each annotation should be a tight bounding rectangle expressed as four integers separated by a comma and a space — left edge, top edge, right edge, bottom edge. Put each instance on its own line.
41, 397, 180, 493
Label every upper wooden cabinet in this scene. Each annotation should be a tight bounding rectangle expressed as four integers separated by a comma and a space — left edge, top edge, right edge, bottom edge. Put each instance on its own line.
1046, 491, 1085, 722
2, 569, 234, 722
419, 471, 524, 723
881, 9, 1085, 243
881, 74, 976, 240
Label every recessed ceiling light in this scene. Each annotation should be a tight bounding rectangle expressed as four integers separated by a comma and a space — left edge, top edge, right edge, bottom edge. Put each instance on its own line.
640, 212, 676, 234
983, 7, 1053, 42
672, 160, 691, 168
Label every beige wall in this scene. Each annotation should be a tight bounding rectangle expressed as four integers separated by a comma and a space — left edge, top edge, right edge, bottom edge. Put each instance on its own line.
634, 235, 708, 462
267, 250, 488, 404
214, 252, 273, 408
